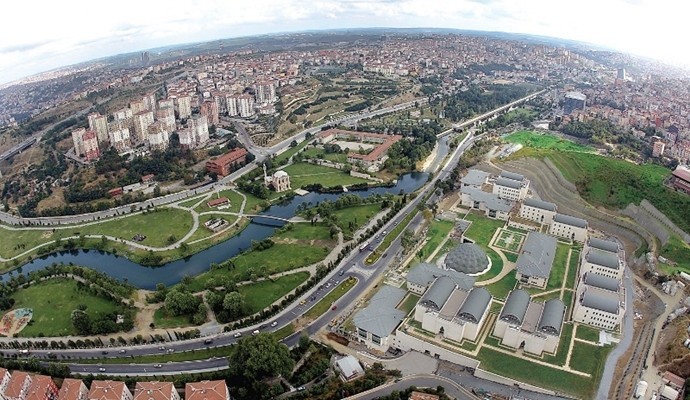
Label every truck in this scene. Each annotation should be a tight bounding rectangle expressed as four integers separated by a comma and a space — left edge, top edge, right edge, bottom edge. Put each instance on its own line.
634, 380, 648, 399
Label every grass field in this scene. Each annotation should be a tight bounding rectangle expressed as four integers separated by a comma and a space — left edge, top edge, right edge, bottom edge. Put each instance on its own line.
186, 243, 327, 292
476, 248, 505, 282
152, 307, 196, 329
569, 342, 613, 376
333, 203, 383, 235
563, 290, 574, 320
304, 277, 356, 320
485, 274, 517, 300
398, 293, 421, 314
12, 279, 123, 337
660, 236, 690, 274
539, 323, 573, 366
505, 131, 593, 153
194, 190, 246, 214
546, 243, 571, 290
476, 346, 596, 399
566, 250, 580, 289
419, 219, 455, 260
463, 213, 505, 244
282, 162, 368, 189
239, 272, 310, 313
274, 139, 310, 164
301, 147, 351, 164
273, 223, 333, 242
575, 324, 600, 342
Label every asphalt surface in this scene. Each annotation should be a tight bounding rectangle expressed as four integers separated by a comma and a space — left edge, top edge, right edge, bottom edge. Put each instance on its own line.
347, 374, 478, 400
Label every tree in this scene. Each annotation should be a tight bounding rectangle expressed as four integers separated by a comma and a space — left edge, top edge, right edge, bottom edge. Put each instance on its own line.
223, 291, 247, 319
228, 334, 294, 382
164, 290, 200, 316
71, 309, 91, 335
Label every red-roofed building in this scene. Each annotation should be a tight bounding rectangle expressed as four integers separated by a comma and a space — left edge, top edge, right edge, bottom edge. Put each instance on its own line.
141, 174, 155, 184
0, 368, 12, 398
207, 197, 229, 208
88, 381, 132, 400
57, 379, 88, 400
316, 128, 402, 172
663, 370, 685, 391
25, 375, 57, 400
133, 382, 179, 400
671, 165, 690, 194
5, 371, 32, 400
185, 381, 229, 400
205, 148, 248, 176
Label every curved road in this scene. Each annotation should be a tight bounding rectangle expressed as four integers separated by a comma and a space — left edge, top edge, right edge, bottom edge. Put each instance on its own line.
346, 374, 478, 400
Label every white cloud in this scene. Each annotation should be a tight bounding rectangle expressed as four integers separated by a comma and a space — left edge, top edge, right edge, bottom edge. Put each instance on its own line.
1, 0, 689, 84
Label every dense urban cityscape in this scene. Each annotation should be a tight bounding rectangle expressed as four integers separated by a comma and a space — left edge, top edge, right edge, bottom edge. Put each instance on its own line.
0, 18, 689, 400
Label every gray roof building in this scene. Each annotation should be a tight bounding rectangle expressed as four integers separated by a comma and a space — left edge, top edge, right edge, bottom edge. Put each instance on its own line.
523, 197, 557, 212
420, 276, 456, 310
588, 238, 619, 253
500, 170, 526, 182
495, 176, 522, 190
516, 232, 558, 279
353, 285, 406, 338
499, 289, 531, 325
583, 272, 619, 292
461, 186, 514, 212
565, 91, 587, 101
586, 249, 620, 270
457, 287, 491, 324
580, 288, 620, 314
553, 213, 588, 229
460, 169, 490, 187
335, 355, 364, 380
407, 263, 476, 291
445, 242, 490, 275
538, 299, 565, 335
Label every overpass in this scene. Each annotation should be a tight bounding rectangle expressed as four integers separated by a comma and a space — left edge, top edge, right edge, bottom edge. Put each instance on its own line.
438, 88, 548, 137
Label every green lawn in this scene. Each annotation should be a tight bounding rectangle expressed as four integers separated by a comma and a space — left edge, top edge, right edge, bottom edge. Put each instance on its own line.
546, 244, 571, 290
301, 147, 350, 164
565, 250, 580, 289
485, 274, 517, 300
539, 323, 573, 366
475, 248, 505, 282
273, 223, 333, 241
476, 347, 596, 399
178, 195, 208, 208
575, 324, 600, 342
419, 220, 455, 260
569, 342, 613, 376
304, 277, 357, 320
81, 345, 234, 364
660, 236, 690, 274
271, 323, 296, 341
275, 139, 310, 164
333, 203, 384, 235
398, 293, 420, 314
186, 243, 327, 292
77, 207, 194, 247
282, 162, 368, 189
239, 272, 310, 313
563, 290, 574, 320
194, 190, 246, 214
505, 252, 518, 263
152, 307, 196, 329
505, 130, 593, 153
11, 279, 124, 337
463, 213, 505, 244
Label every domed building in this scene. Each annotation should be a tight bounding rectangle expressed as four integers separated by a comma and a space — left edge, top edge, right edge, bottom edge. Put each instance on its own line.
444, 243, 489, 275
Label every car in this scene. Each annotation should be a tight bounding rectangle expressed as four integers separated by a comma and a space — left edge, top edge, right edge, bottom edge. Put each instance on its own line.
167, 348, 175, 353
339, 270, 345, 276
101, 350, 109, 355
297, 386, 306, 392
158, 346, 166, 351
270, 321, 278, 327
153, 364, 162, 368
331, 305, 338, 311
233, 332, 242, 338
98, 367, 106, 372
204, 339, 214, 345
118, 349, 126, 354
252, 329, 260, 335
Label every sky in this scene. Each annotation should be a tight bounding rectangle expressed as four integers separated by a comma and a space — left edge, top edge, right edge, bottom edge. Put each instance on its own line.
1, 0, 688, 85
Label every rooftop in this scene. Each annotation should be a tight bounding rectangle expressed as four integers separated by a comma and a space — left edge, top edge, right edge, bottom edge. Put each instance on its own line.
335, 355, 364, 379
538, 299, 565, 335
523, 197, 557, 212
495, 176, 522, 190
581, 287, 620, 314
88, 381, 127, 400
444, 242, 490, 275
583, 272, 619, 292
588, 237, 620, 254
185, 381, 228, 400
407, 263, 475, 291
553, 213, 588, 229
420, 276, 457, 310
499, 289, 531, 325
58, 379, 86, 400
499, 170, 525, 182
515, 232, 557, 279
457, 287, 491, 324
353, 285, 407, 338
134, 382, 176, 400
672, 165, 690, 183
461, 186, 514, 212
6, 371, 31, 399
26, 376, 55, 400
460, 169, 491, 186
586, 249, 620, 270
565, 91, 586, 101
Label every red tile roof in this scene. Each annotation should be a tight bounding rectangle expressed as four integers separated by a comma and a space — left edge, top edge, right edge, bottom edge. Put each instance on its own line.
5, 371, 31, 399
134, 382, 176, 400
88, 381, 128, 400
185, 381, 227, 400
58, 379, 87, 400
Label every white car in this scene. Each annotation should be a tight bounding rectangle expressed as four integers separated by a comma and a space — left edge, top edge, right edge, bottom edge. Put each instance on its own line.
98, 367, 106, 372
271, 321, 278, 327
233, 332, 242, 338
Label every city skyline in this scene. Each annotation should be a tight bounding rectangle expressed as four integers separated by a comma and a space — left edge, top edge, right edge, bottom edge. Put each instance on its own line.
2, 0, 688, 85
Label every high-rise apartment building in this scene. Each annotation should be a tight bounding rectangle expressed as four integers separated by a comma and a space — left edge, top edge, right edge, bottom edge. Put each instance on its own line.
72, 128, 100, 161
254, 80, 276, 104
652, 140, 665, 157
147, 121, 170, 151
200, 99, 219, 126
190, 115, 209, 146
156, 107, 176, 132
87, 113, 109, 146
132, 111, 154, 143
235, 94, 255, 118
563, 91, 586, 115
175, 95, 192, 119
108, 127, 132, 154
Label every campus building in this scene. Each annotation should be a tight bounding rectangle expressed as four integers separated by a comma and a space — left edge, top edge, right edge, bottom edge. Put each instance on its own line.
492, 171, 529, 201
671, 165, 690, 195
133, 382, 180, 400
460, 186, 513, 221
518, 198, 558, 225
57, 380, 88, 400
580, 246, 624, 280
185, 381, 229, 400
443, 243, 490, 276
515, 232, 557, 289
406, 263, 476, 295
572, 272, 625, 331
459, 169, 490, 189
317, 128, 402, 172
88, 381, 132, 400
493, 289, 566, 355
548, 213, 588, 243
353, 285, 407, 352
205, 148, 248, 176
413, 276, 491, 342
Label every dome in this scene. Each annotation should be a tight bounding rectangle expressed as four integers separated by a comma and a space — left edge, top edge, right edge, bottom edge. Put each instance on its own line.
444, 243, 489, 275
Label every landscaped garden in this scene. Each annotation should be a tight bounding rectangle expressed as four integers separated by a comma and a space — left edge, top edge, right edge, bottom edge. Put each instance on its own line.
281, 162, 369, 189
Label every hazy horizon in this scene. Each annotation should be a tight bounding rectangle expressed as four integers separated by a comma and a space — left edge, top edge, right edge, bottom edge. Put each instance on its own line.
2, 0, 688, 85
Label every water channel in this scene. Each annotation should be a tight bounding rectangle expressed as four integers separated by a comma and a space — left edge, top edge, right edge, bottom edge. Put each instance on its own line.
4, 172, 429, 289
